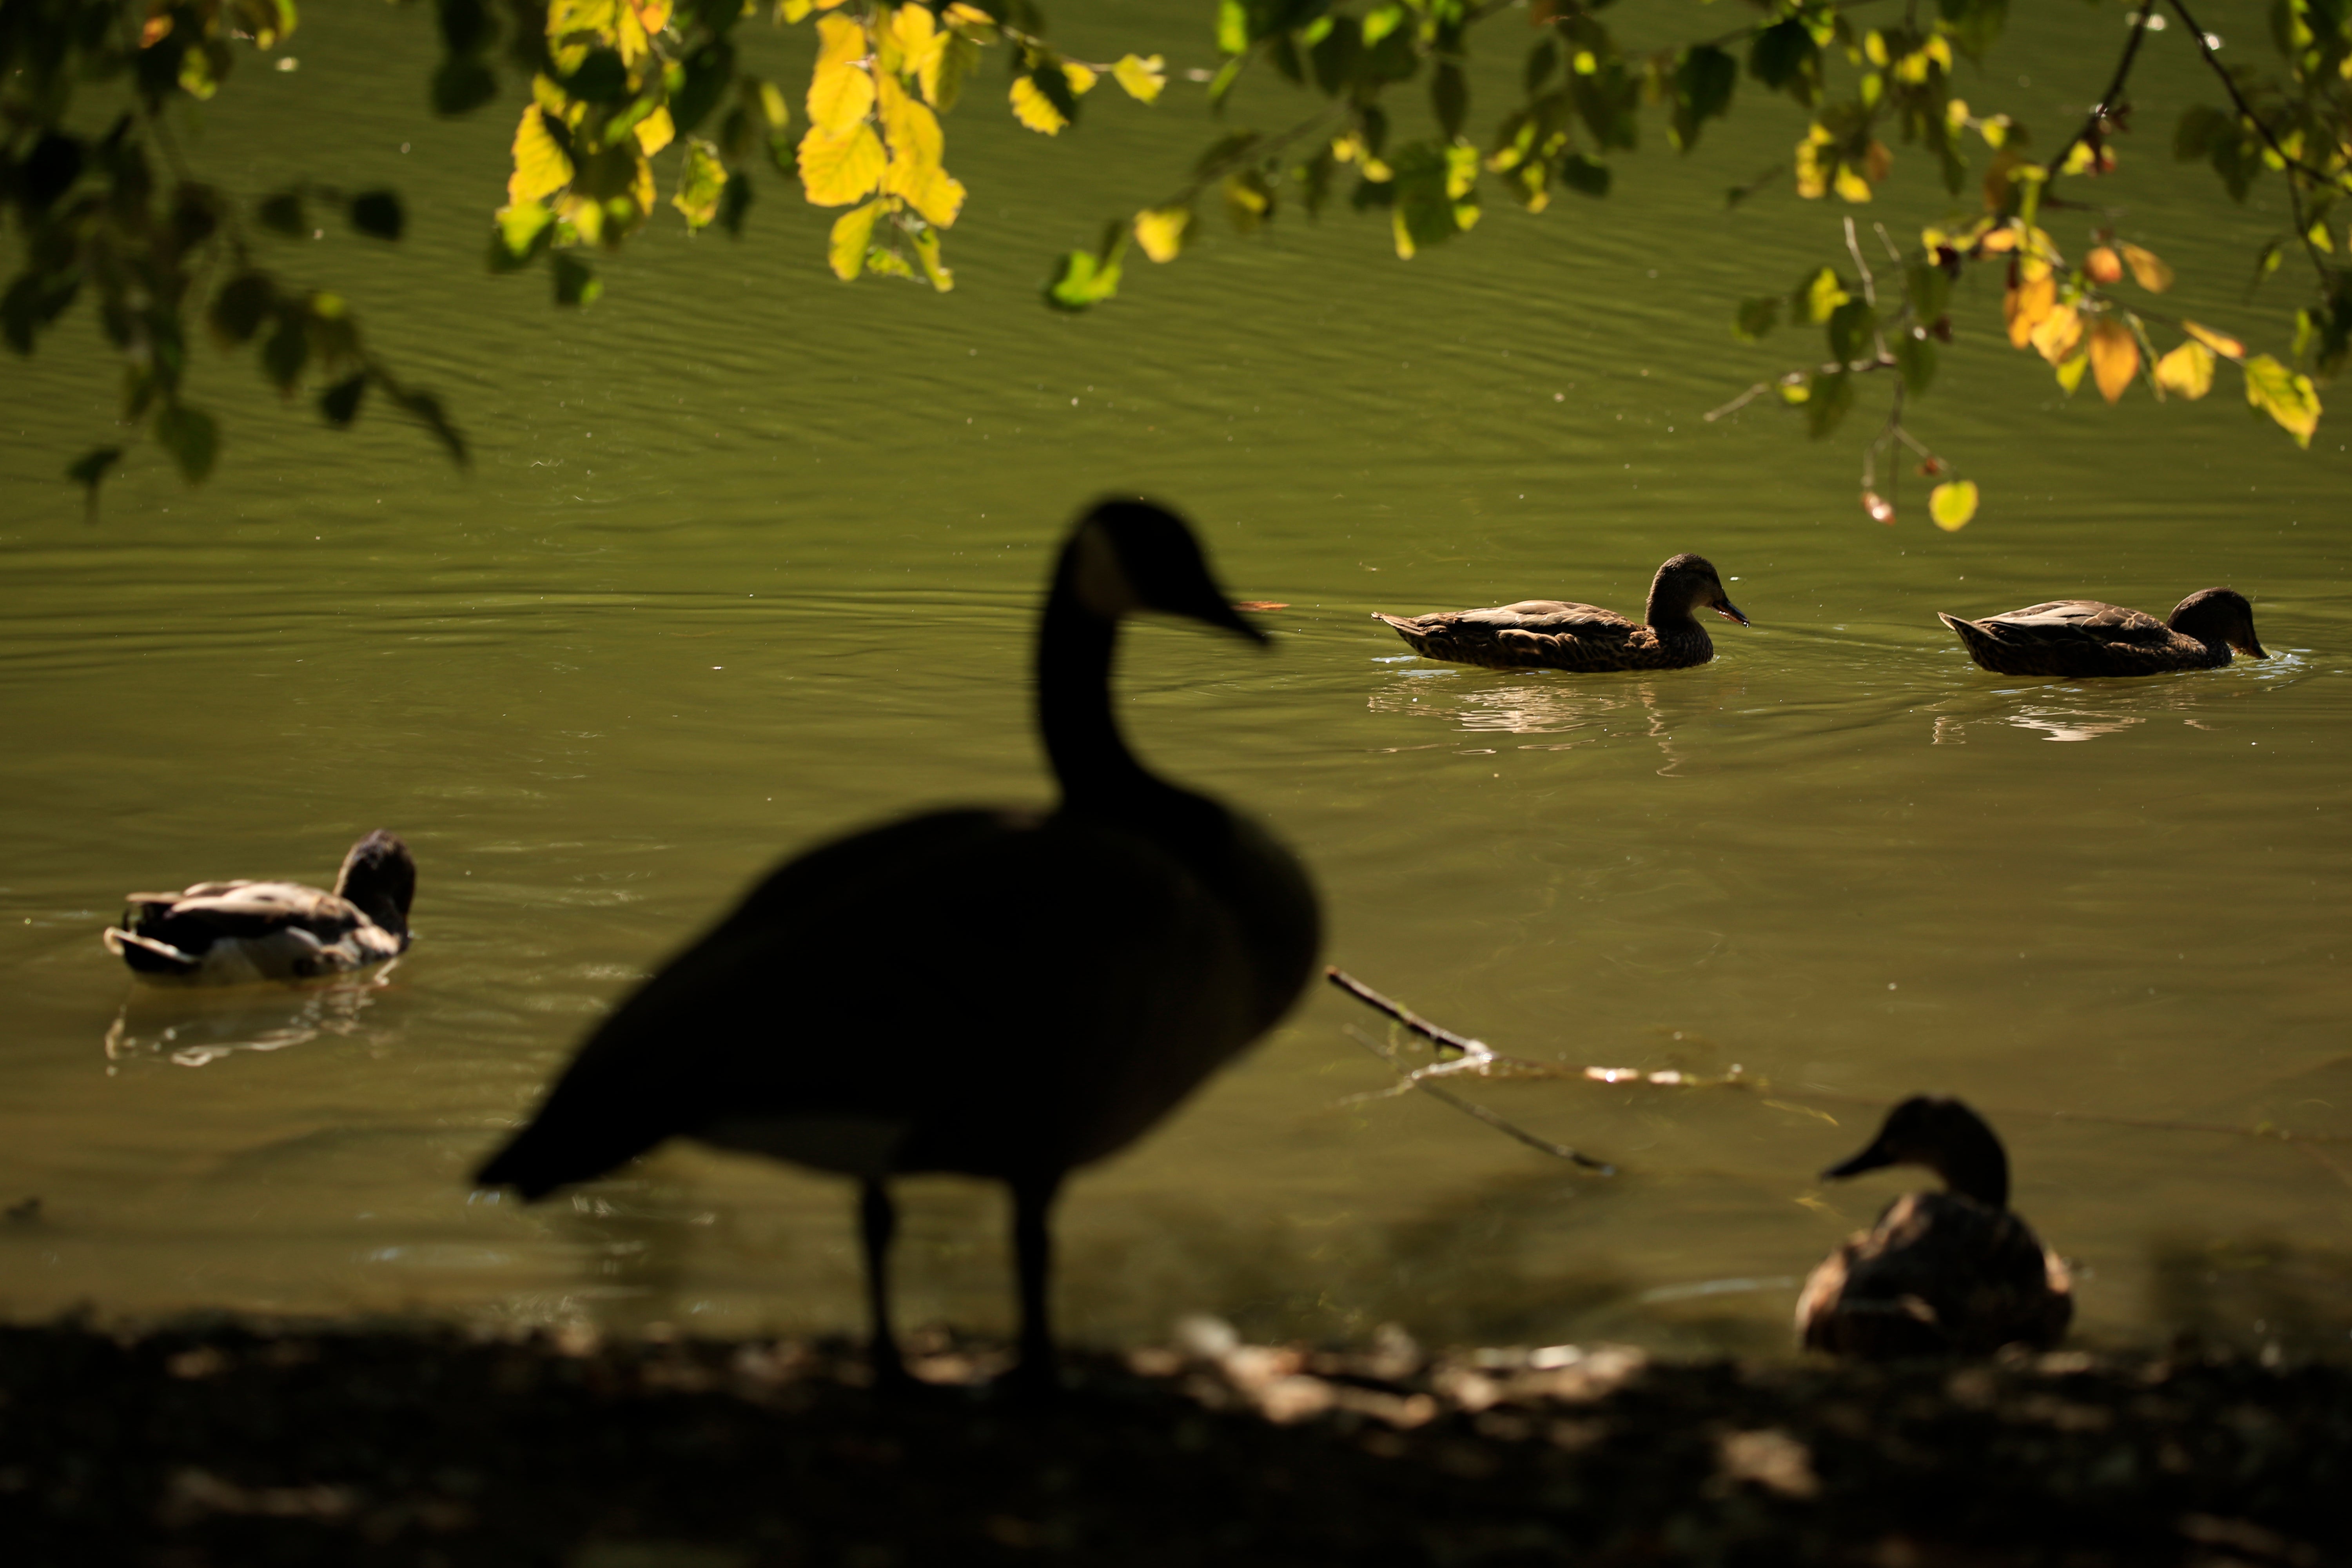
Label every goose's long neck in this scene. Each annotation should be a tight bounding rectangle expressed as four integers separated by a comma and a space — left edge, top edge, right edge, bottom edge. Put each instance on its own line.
1037, 582, 1156, 807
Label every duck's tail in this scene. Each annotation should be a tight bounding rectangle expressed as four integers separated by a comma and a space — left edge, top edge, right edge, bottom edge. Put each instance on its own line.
1937, 612, 2004, 671
102, 926, 199, 976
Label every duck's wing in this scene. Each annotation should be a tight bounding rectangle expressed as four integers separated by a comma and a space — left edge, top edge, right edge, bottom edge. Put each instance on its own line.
106, 879, 397, 982
1982, 600, 2172, 644
476, 805, 1281, 1196
1808, 1191, 2069, 1356
1452, 600, 1637, 633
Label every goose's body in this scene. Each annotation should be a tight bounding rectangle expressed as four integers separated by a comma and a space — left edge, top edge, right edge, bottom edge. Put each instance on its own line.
1373, 554, 1748, 672
476, 501, 1320, 1387
1798, 1096, 2072, 1359
1939, 588, 2265, 678
101, 831, 415, 984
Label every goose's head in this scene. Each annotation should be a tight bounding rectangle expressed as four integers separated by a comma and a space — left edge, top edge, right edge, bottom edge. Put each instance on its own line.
1653, 554, 1749, 626
1063, 499, 1267, 643
2169, 587, 2265, 658
1823, 1094, 2011, 1211
335, 830, 417, 934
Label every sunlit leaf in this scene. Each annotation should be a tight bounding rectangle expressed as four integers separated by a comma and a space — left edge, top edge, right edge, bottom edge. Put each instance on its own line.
1113, 54, 1165, 103
154, 403, 220, 482
633, 105, 676, 157
1134, 205, 1191, 263
2083, 246, 2123, 285
911, 227, 953, 292
1226, 169, 1274, 235
1794, 266, 1848, 324
492, 201, 556, 267
2087, 318, 2139, 403
2118, 241, 2173, 292
672, 137, 726, 229
1045, 246, 1122, 310
828, 198, 884, 280
924, 33, 980, 112
552, 250, 602, 305
1009, 74, 1069, 135
807, 15, 876, 135
797, 122, 886, 205
2243, 354, 2321, 447
2182, 319, 2245, 359
2054, 351, 2089, 395
2003, 274, 2055, 347
1929, 480, 1978, 531
509, 106, 575, 204
2154, 339, 2216, 399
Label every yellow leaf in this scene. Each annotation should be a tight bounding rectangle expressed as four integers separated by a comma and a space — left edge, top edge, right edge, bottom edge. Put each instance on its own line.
671, 136, 725, 229
876, 72, 942, 167
1978, 225, 2018, 254
797, 121, 886, 205
1793, 137, 1828, 199
890, 161, 965, 227
1133, 205, 1191, 262
1113, 53, 1165, 103
1009, 75, 1068, 134
2243, 354, 2322, 447
757, 80, 790, 130
943, 2, 993, 28
2154, 339, 2216, 400
1391, 204, 1416, 260
2087, 318, 2140, 403
2308, 217, 2337, 253
2003, 274, 2054, 347
912, 226, 954, 292
1929, 480, 1979, 531
2054, 351, 2089, 395
1831, 162, 1873, 203
891, 2, 936, 54
1063, 63, 1098, 95
2118, 242, 2174, 292
807, 14, 875, 134
508, 105, 575, 204
779, 0, 815, 18
2182, 319, 2245, 359
633, 104, 675, 156
828, 197, 884, 279
2029, 302, 2083, 364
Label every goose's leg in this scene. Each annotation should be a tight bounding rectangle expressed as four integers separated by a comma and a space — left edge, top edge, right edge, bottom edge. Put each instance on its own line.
1009, 1171, 1065, 1392
858, 1178, 909, 1387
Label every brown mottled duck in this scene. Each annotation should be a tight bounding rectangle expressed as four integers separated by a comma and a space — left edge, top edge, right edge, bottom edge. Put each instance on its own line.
1372, 554, 1749, 671
101, 830, 416, 984
474, 499, 1321, 1392
1797, 1096, 2073, 1359
1939, 588, 2266, 677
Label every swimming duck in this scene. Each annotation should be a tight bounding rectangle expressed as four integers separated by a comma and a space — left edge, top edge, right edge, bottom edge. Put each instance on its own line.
1939, 588, 2265, 678
475, 499, 1321, 1391
101, 830, 416, 984
1797, 1095, 2072, 1358
1372, 554, 1749, 672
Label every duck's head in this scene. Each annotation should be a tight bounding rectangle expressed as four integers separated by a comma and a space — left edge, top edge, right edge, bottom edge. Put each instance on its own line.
334, 830, 417, 934
1653, 554, 1749, 626
1823, 1094, 2011, 1211
2168, 587, 2265, 658
1062, 498, 1266, 643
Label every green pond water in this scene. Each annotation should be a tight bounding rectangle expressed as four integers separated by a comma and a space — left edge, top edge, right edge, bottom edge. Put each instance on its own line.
3, 2, 2349, 1359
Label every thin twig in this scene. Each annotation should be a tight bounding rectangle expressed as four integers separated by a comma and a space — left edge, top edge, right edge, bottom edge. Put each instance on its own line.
1343, 1025, 1616, 1173
1704, 381, 1773, 422
1844, 216, 1877, 308
1326, 966, 1488, 1059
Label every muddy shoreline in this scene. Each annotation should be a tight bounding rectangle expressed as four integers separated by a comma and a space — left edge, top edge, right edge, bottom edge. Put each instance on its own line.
2, 1318, 2342, 1566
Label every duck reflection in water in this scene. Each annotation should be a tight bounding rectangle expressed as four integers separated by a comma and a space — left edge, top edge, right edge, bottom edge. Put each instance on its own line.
103, 963, 401, 1069
1368, 675, 1702, 773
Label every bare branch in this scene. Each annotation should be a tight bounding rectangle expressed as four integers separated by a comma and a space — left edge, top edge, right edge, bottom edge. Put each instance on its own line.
1342, 1026, 1616, 1172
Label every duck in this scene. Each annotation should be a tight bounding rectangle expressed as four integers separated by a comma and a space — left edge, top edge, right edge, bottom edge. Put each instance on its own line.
1371, 554, 1749, 672
1796, 1095, 2073, 1359
1938, 588, 2265, 677
101, 830, 416, 984
474, 499, 1321, 1391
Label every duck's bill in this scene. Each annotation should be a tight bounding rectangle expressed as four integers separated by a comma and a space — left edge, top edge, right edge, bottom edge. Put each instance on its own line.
2242, 639, 2270, 658
1822, 1141, 1895, 1181
1715, 600, 1752, 626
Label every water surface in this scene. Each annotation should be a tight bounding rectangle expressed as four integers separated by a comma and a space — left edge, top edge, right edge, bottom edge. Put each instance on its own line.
4, 1, 2349, 1358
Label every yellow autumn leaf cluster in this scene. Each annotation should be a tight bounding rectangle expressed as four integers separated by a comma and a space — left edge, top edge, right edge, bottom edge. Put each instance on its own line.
1794, 124, 1891, 203
795, 5, 972, 288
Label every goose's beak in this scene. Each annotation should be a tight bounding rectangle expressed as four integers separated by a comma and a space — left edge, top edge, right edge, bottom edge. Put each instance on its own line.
1202, 596, 1269, 644
1715, 598, 1751, 627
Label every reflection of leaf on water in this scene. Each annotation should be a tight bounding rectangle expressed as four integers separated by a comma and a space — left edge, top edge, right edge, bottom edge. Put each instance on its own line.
103, 963, 401, 1068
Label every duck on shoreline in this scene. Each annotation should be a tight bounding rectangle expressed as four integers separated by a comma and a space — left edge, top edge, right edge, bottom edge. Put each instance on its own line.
1939, 588, 2265, 678
101, 830, 416, 985
1797, 1096, 2073, 1359
1372, 554, 1749, 672
475, 499, 1321, 1393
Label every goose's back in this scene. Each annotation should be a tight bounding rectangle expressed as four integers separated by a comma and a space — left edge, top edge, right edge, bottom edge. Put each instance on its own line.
480, 801, 1317, 1194
1798, 1190, 2072, 1357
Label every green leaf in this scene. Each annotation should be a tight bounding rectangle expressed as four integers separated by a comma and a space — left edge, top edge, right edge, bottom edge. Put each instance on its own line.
348, 190, 405, 241
718, 171, 756, 237
153, 403, 220, 483
319, 373, 368, 427
207, 273, 275, 347
491, 201, 556, 270
1929, 479, 1979, 531
1671, 45, 1737, 151
1215, 0, 1247, 55
1559, 154, 1610, 198
2172, 103, 2230, 161
552, 251, 602, 307
261, 313, 308, 392
1895, 329, 1937, 394
65, 445, 122, 509
2243, 353, 2321, 446
1903, 257, 1951, 325
1806, 369, 1854, 439
1793, 266, 1850, 324
256, 191, 307, 237
563, 48, 631, 105
1045, 248, 1121, 310
1734, 296, 1779, 342
1432, 63, 1468, 140
1826, 298, 1876, 364
1748, 20, 1818, 98
671, 40, 736, 136
432, 58, 499, 116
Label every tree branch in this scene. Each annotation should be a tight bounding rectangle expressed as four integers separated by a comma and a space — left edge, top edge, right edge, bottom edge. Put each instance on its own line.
2042, 0, 2157, 184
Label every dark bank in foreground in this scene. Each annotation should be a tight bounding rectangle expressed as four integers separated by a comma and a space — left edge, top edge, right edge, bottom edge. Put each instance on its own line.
2, 1318, 2339, 1567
